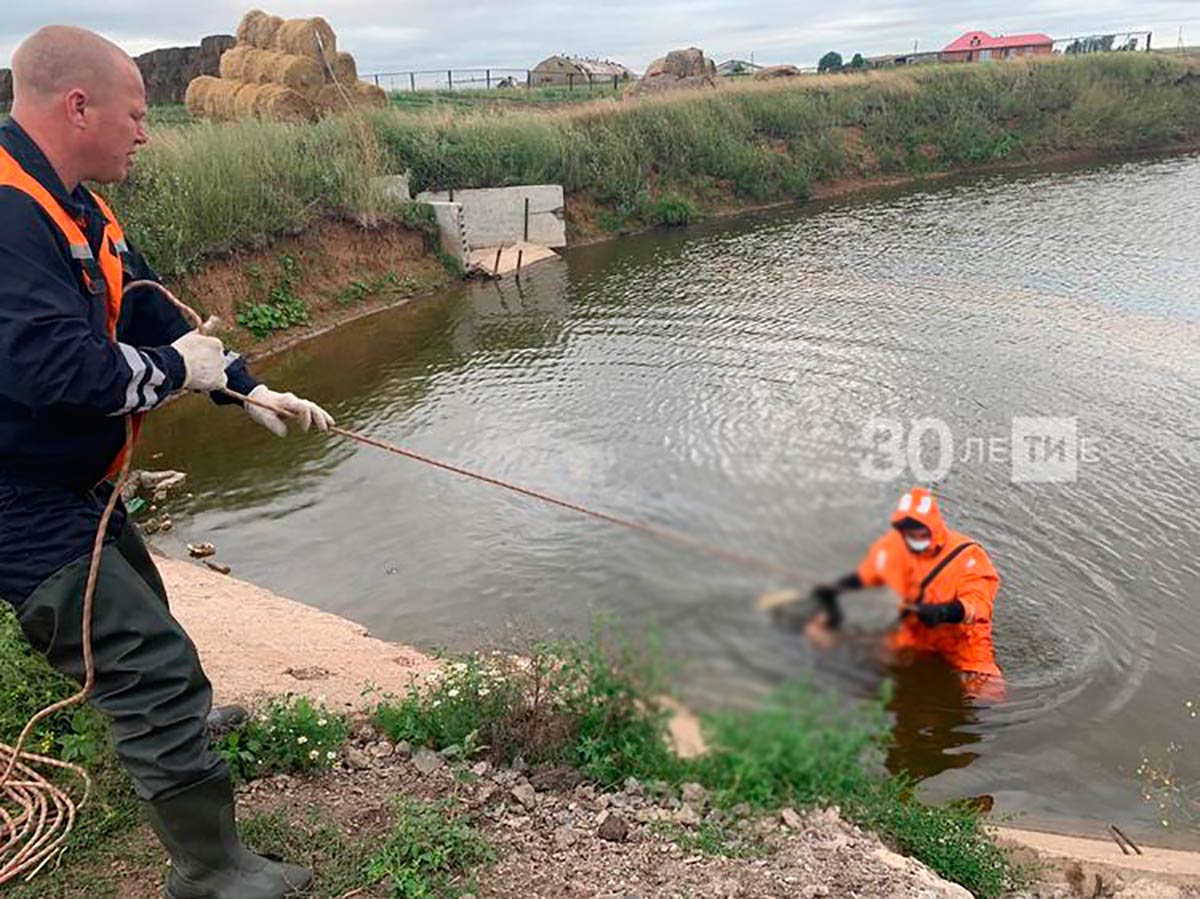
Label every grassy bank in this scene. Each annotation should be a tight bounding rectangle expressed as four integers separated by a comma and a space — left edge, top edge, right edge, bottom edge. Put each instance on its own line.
106, 52, 1200, 276
0, 608, 1020, 898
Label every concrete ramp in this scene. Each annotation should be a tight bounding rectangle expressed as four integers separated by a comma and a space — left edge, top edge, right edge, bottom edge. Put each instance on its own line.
469, 241, 559, 276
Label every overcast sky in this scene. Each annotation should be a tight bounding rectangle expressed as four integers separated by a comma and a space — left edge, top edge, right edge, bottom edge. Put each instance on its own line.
3, 1, 1198, 74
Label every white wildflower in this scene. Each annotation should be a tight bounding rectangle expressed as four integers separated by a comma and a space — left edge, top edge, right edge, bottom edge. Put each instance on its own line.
327, 751, 337, 760
447, 688, 460, 698
297, 736, 309, 745
317, 719, 328, 727
308, 749, 319, 760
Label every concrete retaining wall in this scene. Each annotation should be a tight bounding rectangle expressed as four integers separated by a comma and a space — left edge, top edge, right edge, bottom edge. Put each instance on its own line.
417, 185, 566, 249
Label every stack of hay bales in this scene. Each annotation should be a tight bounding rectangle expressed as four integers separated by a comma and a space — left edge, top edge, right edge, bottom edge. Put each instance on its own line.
185, 9, 389, 124
627, 48, 720, 97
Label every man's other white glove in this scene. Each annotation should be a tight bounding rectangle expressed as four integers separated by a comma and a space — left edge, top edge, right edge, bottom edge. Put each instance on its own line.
171, 332, 228, 392
245, 385, 334, 438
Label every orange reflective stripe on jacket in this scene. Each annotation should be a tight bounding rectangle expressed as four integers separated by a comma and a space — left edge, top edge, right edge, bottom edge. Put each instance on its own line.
857, 487, 1002, 676
0, 146, 143, 480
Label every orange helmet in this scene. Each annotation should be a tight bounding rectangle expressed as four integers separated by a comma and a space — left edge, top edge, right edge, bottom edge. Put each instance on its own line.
889, 487, 949, 549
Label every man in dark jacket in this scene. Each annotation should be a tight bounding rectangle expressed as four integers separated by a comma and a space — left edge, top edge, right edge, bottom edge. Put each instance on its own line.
1, 25, 330, 898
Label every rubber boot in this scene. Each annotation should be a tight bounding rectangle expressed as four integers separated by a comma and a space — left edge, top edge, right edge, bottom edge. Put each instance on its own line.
143, 770, 312, 899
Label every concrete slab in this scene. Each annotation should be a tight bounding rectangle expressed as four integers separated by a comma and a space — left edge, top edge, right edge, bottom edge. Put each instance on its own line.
418, 185, 566, 249
425, 200, 470, 268
469, 241, 559, 275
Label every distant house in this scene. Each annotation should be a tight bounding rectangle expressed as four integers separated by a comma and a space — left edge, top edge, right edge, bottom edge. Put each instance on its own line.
532, 55, 632, 87
716, 59, 763, 77
866, 51, 941, 69
940, 31, 1053, 63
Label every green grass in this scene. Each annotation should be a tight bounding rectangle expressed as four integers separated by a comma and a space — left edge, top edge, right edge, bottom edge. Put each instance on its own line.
385, 84, 624, 111
364, 797, 493, 898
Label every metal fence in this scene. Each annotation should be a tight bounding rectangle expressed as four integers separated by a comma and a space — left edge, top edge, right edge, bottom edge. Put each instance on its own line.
1052, 31, 1153, 54
361, 67, 627, 94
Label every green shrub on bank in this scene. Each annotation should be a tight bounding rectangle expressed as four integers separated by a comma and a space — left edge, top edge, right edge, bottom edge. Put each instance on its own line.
364, 798, 493, 898
642, 195, 699, 227
215, 695, 349, 782
373, 634, 1021, 898
373, 634, 680, 786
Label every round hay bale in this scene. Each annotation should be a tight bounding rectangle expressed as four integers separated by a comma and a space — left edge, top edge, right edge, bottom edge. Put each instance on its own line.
266, 52, 324, 97
218, 44, 253, 81
236, 9, 284, 49
232, 82, 261, 120
272, 17, 337, 67
352, 81, 388, 108
240, 48, 273, 83
331, 51, 357, 84
254, 83, 317, 123
184, 75, 216, 119
203, 78, 240, 122
314, 83, 351, 114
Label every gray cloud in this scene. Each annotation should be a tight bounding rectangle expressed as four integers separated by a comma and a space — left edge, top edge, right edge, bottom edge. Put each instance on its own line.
3, 1, 1197, 76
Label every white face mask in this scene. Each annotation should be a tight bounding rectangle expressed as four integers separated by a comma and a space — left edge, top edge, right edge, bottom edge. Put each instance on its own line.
904, 535, 932, 554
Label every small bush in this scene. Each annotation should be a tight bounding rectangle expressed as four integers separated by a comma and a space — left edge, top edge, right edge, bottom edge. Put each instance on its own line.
215, 695, 349, 782
641, 195, 698, 227
235, 253, 310, 338
373, 631, 680, 787
364, 797, 493, 898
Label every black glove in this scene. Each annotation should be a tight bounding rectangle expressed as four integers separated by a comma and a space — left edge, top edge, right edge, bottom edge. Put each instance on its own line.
810, 585, 843, 629
906, 600, 966, 627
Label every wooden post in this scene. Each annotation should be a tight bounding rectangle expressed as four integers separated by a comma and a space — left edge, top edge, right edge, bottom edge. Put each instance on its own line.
410, 72, 416, 92
568, 73, 574, 91
448, 70, 453, 91
526, 70, 532, 89
486, 69, 492, 89
516, 249, 524, 278
494, 246, 503, 276
448, 188, 454, 202
523, 197, 530, 242
1146, 31, 1152, 51
373, 73, 380, 87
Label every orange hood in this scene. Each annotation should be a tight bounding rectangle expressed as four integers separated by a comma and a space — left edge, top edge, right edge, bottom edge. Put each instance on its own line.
889, 487, 950, 548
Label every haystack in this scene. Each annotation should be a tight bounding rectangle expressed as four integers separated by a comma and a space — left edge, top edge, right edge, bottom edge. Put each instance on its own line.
272, 17, 337, 67
331, 51, 357, 84
238, 48, 324, 96
628, 47, 720, 96
236, 10, 284, 49
218, 44, 253, 81
187, 10, 383, 122
250, 83, 317, 123
315, 81, 388, 114
185, 75, 241, 121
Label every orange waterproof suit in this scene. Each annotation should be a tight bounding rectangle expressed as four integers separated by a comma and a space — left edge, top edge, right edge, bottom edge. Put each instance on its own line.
856, 488, 1002, 678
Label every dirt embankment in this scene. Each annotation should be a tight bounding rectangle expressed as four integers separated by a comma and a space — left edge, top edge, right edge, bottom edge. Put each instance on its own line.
164, 218, 453, 358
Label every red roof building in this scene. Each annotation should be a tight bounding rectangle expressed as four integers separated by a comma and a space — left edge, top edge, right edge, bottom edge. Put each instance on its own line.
940, 31, 1053, 63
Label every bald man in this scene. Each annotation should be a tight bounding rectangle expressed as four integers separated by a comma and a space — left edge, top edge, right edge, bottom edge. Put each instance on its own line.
0, 26, 326, 898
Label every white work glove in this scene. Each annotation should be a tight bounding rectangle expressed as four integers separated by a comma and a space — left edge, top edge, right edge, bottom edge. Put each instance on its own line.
171, 332, 228, 392
245, 385, 334, 438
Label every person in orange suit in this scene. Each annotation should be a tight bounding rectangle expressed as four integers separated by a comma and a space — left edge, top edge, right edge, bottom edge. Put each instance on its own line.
806, 487, 1003, 696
